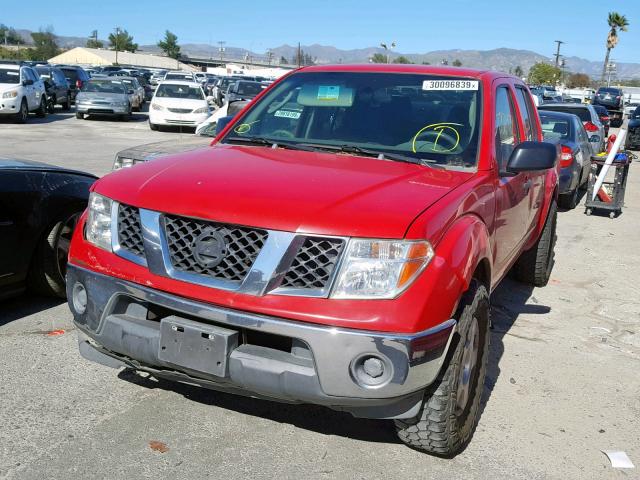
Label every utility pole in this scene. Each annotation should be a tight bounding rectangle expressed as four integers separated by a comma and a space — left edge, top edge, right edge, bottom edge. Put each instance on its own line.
380, 41, 396, 64
553, 40, 564, 68
218, 41, 226, 63
266, 49, 273, 66
606, 62, 616, 87
297, 42, 301, 67
114, 27, 121, 65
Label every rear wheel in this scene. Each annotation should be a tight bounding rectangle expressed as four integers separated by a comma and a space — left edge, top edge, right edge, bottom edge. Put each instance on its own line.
35, 96, 47, 118
559, 187, 579, 209
28, 212, 80, 298
512, 200, 557, 287
47, 95, 56, 114
395, 280, 490, 456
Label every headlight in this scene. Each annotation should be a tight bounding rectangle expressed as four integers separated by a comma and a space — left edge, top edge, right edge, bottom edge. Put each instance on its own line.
192, 106, 209, 114
85, 193, 113, 251
2, 90, 18, 99
112, 156, 137, 170
151, 103, 165, 111
331, 240, 434, 299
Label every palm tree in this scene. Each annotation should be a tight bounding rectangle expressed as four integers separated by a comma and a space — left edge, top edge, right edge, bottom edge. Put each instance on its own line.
601, 12, 629, 84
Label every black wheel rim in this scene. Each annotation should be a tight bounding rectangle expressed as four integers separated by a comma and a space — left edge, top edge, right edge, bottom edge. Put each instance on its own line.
55, 213, 79, 280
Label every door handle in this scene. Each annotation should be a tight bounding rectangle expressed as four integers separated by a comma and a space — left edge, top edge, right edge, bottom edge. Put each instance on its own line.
523, 179, 533, 194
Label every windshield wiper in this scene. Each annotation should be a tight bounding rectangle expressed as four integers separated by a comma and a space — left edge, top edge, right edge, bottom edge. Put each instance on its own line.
225, 136, 317, 152
299, 143, 438, 167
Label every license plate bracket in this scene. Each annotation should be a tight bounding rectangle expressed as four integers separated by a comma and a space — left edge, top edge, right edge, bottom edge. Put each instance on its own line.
158, 315, 238, 377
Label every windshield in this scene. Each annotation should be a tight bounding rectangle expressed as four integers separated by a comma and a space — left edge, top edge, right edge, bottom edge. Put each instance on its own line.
539, 114, 571, 141
234, 82, 265, 96
598, 88, 620, 95
155, 83, 204, 100
35, 68, 51, 79
0, 68, 20, 84
82, 80, 126, 94
221, 72, 482, 169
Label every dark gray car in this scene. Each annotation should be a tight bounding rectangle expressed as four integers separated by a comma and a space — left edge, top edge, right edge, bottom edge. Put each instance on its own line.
539, 110, 593, 209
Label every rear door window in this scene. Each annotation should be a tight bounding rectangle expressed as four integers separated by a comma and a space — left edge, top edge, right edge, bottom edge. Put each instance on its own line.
494, 86, 520, 171
515, 87, 538, 141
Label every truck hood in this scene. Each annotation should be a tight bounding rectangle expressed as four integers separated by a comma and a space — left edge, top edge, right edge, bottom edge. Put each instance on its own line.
96, 145, 472, 238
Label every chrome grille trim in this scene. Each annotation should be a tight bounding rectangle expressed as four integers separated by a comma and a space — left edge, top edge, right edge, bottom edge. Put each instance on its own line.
111, 203, 348, 297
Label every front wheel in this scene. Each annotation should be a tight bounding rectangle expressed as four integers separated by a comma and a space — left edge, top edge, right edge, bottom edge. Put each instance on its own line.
28, 211, 80, 298
47, 95, 56, 114
61, 95, 70, 110
512, 200, 557, 287
395, 280, 490, 456
149, 121, 158, 131
75, 112, 84, 119
15, 99, 28, 123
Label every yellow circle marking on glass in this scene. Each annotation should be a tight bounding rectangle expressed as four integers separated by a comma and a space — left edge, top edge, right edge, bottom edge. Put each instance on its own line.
412, 122, 463, 153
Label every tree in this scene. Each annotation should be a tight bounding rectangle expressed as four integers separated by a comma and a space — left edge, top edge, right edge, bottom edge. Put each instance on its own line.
86, 38, 103, 48
452, 59, 462, 67
30, 28, 59, 60
109, 29, 137, 52
393, 56, 412, 64
157, 30, 180, 59
371, 53, 387, 63
566, 73, 592, 88
0, 24, 24, 44
528, 62, 561, 84
514, 65, 524, 78
279, 55, 287, 64
303, 52, 315, 66
601, 12, 629, 84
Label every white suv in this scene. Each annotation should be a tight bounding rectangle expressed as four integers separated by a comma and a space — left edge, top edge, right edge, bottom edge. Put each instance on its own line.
0, 62, 47, 123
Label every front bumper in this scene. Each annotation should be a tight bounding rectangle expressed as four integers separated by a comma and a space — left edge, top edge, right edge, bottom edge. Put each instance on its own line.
148, 110, 209, 127
0, 95, 20, 114
67, 264, 455, 419
76, 103, 129, 115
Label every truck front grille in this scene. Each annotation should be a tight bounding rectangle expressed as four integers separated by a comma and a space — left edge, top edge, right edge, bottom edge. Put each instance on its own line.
164, 215, 268, 283
117, 204, 145, 257
280, 237, 345, 290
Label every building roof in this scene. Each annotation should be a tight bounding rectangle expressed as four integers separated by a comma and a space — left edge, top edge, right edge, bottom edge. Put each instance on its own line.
48, 47, 196, 71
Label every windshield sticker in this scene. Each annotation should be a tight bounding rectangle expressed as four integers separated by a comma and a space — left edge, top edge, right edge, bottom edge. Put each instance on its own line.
274, 110, 301, 119
412, 123, 463, 153
317, 85, 340, 101
6, 71, 19, 76
422, 80, 478, 91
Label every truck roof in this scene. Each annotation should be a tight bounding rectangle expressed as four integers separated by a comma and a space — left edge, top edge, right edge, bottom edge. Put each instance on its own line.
297, 63, 510, 81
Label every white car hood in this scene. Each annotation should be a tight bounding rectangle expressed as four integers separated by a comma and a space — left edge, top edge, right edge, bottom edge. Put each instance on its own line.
0, 82, 21, 93
152, 97, 207, 110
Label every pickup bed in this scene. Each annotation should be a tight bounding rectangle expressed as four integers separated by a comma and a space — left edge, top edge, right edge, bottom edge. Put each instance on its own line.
67, 64, 558, 456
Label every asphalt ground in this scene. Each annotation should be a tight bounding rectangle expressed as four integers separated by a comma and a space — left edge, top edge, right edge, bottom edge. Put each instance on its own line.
0, 107, 638, 479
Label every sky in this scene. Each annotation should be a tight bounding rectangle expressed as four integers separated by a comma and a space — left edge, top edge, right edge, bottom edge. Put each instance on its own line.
4, 0, 639, 63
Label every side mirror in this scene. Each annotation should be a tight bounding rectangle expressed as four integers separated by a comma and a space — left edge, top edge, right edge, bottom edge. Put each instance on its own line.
215, 116, 234, 135
506, 141, 558, 174
589, 135, 601, 144
22, 79, 34, 86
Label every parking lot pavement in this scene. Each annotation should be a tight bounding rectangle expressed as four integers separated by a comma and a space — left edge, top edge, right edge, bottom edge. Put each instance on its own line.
0, 107, 203, 177
0, 118, 639, 479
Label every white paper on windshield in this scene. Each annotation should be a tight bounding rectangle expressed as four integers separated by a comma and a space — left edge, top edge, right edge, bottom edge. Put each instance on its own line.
7, 71, 18, 76
422, 80, 478, 91
274, 110, 301, 119
317, 85, 340, 100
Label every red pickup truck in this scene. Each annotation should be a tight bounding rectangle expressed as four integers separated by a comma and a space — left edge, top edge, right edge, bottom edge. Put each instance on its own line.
67, 64, 558, 456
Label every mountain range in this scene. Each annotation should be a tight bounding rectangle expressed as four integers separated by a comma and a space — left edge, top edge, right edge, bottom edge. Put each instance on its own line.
12, 29, 639, 79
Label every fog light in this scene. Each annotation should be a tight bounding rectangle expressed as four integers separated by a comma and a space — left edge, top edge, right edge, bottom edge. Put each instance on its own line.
351, 354, 392, 388
363, 357, 384, 378
72, 282, 87, 314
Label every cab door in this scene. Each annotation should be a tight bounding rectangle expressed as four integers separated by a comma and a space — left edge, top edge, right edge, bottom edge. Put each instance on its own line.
492, 83, 531, 273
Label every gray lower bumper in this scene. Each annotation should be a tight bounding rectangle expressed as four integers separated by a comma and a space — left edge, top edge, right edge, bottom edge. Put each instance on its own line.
67, 265, 455, 419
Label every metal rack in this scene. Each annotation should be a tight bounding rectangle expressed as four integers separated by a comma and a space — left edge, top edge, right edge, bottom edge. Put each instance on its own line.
585, 153, 632, 218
